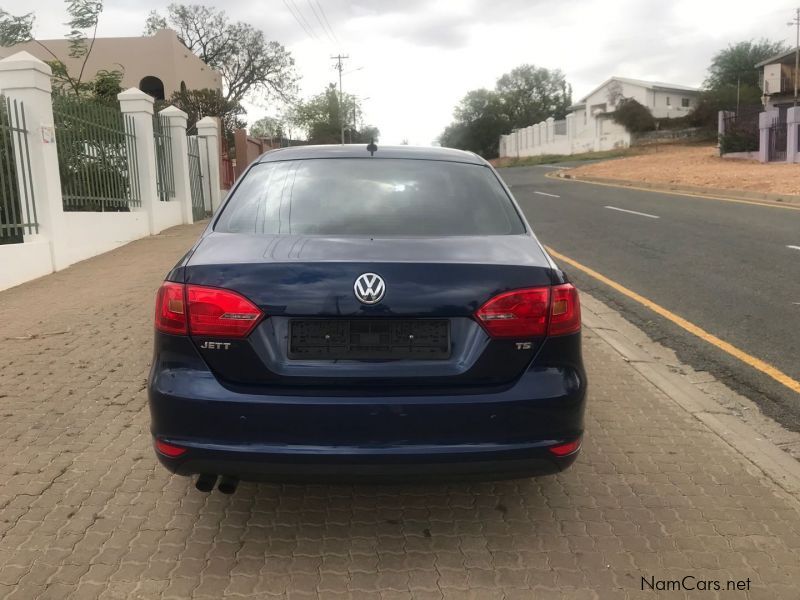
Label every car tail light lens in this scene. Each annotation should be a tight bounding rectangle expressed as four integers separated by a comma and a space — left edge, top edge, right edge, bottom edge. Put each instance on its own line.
549, 283, 581, 336
548, 437, 582, 456
186, 285, 263, 338
155, 439, 187, 457
475, 283, 581, 338
475, 287, 550, 338
155, 282, 187, 335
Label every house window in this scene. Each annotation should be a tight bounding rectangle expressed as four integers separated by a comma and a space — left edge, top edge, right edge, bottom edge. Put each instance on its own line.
666, 96, 671, 106
681, 97, 690, 108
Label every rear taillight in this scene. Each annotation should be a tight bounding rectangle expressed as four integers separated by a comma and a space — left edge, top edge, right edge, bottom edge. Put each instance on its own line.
154, 282, 263, 338
186, 285, 263, 337
475, 283, 581, 339
549, 283, 581, 336
475, 287, 550, 338
155, 282, 187, 335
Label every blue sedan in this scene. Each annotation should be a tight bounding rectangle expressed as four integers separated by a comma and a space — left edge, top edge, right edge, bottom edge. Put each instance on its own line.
148, 144, 586, 493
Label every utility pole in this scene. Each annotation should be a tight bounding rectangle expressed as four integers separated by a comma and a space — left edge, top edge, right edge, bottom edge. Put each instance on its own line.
790, 8, 800, 106
331, 54, 349, 144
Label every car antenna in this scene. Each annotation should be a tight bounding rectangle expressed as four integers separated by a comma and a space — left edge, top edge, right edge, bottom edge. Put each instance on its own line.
366, 139, 378, 156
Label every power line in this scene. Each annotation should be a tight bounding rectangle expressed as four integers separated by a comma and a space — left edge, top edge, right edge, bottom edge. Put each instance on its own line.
282, 0, 318, 41
311, 0, 340, 46
289, 0, 321, 40
307, 0, 334, 45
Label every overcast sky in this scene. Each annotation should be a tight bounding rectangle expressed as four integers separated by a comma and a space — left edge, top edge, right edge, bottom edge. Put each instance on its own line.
3, 0, 797, 144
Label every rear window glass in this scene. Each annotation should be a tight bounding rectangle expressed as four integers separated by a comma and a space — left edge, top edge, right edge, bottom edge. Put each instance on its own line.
214, 158, 525, 236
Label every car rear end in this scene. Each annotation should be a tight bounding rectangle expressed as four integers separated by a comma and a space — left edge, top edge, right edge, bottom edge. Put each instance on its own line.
148, 146, 586, 486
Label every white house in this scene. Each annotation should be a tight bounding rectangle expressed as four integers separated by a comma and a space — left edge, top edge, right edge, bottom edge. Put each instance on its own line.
499, 76, 700, 158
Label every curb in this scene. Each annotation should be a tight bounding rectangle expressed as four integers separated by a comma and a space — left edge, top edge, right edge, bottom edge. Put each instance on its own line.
546, 171, 800, 208
581, 292, 800, 503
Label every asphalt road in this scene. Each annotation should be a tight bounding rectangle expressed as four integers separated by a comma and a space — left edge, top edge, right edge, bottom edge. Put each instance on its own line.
499, 165, 800, 432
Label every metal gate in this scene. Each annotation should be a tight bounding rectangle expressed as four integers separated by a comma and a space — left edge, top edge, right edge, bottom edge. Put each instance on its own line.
187, 135, 207, 221
153, 113, 175, 201
767, 115, 787, 162
0, 95, 37, 244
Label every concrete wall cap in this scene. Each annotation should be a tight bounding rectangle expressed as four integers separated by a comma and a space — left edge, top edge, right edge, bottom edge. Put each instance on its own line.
117, 87, 154, 103
0, 51, 52, 75
160, 105, 189, 119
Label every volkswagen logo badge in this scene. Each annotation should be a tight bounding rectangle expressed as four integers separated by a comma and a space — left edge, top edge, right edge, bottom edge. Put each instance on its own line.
354, 273, 385, 305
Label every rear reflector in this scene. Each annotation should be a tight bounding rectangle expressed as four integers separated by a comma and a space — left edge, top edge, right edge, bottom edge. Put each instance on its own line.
155, 282, 187, 335
186, 285, 263, 338
475, 287, 550, 338
155, 439, 187, 457
548, 437, 582, 456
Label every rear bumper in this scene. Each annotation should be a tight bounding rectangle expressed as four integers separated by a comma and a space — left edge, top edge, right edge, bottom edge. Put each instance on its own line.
154, 440, 580, 483
148, 335, 587, 482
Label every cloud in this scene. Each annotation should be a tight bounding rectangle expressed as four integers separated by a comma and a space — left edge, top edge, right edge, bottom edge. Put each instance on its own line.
3, 0, 797, 145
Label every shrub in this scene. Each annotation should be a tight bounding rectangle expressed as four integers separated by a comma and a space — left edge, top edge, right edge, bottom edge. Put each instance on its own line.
613, 98, 655, 132
719, 131, 758, 153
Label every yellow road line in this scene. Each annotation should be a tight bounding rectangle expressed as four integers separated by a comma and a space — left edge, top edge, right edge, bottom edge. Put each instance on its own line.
543, 171, 800, 212
545, 246, 800, 395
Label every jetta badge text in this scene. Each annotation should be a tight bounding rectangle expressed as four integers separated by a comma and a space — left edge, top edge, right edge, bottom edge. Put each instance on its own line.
200, 341, 231, 350
354, 273, 386, 305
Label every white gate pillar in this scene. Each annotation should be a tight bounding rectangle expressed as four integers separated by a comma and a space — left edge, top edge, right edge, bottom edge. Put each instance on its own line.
160, 106, 193, 225
118, 88, 159, 234
758, 110, 778, 163
786, 107, 800, 163
0, 51, 69, 270
196, 117, 221, 213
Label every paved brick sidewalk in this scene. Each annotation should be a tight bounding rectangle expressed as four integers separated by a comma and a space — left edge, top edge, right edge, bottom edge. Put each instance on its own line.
1, 223, 799, 600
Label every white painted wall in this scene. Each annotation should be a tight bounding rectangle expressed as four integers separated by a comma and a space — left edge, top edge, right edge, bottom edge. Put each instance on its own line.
0, 241, 53, 291
152, 200, 184, 235
0, 52, 220, 292
499, 78, 698, 158
62, 212, 151, 265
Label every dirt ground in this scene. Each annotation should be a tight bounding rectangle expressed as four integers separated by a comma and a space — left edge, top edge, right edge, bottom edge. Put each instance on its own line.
568, 145, 800, 196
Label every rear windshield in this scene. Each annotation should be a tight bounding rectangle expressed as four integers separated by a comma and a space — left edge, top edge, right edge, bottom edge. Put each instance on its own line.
214, 158, 525, 236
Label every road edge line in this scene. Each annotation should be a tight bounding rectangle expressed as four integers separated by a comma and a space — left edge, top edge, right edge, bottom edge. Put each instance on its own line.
543, 170, 800, 211
581, 292, 800, 502
546, 246, 800, 396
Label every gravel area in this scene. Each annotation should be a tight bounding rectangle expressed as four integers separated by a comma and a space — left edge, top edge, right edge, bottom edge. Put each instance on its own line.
568, 145, 800, 196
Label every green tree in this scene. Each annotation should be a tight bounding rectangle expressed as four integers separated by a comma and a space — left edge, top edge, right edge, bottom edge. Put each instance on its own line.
164, 88, 245, 141
144, 4, 297, 105
287, 85, 379, 144
688, 38, 788, 128
250, 116, 284, 140
495, 64, 572, 129
705, 39, 788, 90
0, 1, 122, 97
439, 89, 509, 157
439, 64, 572, 158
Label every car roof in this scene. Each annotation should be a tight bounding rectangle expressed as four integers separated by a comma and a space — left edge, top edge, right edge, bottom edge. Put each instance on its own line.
256, 144, 487, 165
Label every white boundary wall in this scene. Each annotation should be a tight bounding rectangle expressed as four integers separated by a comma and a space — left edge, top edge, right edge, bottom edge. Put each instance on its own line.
499, 114, 630, 159
0, 52, 220, 292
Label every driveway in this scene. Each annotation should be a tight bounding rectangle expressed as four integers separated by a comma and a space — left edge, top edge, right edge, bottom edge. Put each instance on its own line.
0, 222, 799, 599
